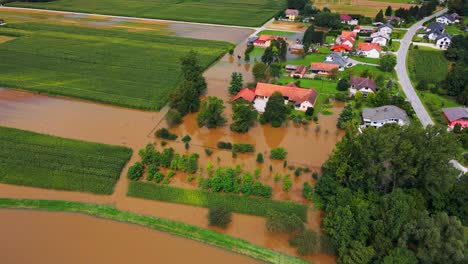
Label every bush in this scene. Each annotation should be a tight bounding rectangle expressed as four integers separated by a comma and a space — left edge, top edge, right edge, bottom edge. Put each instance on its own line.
154, 172, 164, 183
289, 229, 320, 255
165, 109, 183, 127
256, 153, 264, 163
217, 141, 233, 149
181, 135, 191, 143
160, 141, 167, 147
270, 147, 288, 160
208, 206, 232, 228
303, 182, 313, 200
283, 174, 292, 192
205, 148, 213, 156
146, 164, 158, 181
184, 142, 190, 150
232, 143, 255, 153
187, 175, 195, 182
266, 210, 305, 233
155, 128, 178, 140
305, 107, 314, 116
127, 162, 144, 181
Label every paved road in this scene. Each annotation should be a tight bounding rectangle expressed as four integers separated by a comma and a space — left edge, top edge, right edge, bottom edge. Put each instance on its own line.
396, 8, 447, 128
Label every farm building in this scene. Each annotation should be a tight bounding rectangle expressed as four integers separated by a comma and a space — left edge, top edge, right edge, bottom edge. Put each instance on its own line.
310, 62, 339, 76
253, 35, 287, 48
442, 107, 468, 128
290, 65, 307, 78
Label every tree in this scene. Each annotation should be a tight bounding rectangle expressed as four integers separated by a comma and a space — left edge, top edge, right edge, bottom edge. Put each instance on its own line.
230, 99, 258, 133
337, 104, 353, 129
287, 0, 307, 10
385, 6, 393, 16
252, 62, 267, 81
289, 229, 321, 255
383, 248, 418, 264
339, 240, 375, 264
416, 80, 428, 91
127, 162, 144, 180
266, 210, 304, 233
165, 109, 183, 127
375, 9, 385, 23
282, 174, 292, 191
256, 153, 264, 163
314, 12, 341, 29
261, 46, 274, 65
197, 96, 226, 128
269, 63, 282, 78
169, 80, 201, 115
380, 54, 397, 72
263, 91, 288, 127
270, 147, 288, 160
180, 50, 206, 94
388, 38, 393, 47
228, 72, 243, 95
208, 206, 232, 228
337, 78, 349, 91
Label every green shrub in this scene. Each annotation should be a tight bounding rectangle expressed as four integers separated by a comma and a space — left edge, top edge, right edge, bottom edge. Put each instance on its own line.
274, 173, 281, 183
232, 143, 255, 153
217, 141, 233, 149
163, 177, 170, 184
289, 229, 320, 255
256, 153, 264, 163
154, 171, 164, 183
312, 172, 318, 180
185, 142, 190, 149
270, 147, 288, 160
205, 148, 213, 156
160, 141, 167, 146
128, 182, 308, 220
294, 168, 301, 177
127, 162, 144, 181
208, 206, 232, 228
266, 210, 305, 233
165, 109, 183, 127
155, 128, 178, 140
187, 175, 195, 182
181, 135, 191, 143
303, 182, 313, 201
283, 174, 292, 192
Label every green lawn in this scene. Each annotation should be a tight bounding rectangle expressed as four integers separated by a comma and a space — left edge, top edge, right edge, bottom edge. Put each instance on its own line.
418, 91, 460, 125
283, 47, 330, 66
257, 30, 296, 37
408, 47, 449, 84
349, 55, 381, 64
344, 64, 395, 79
0, 22, 232, 110
445, 25, 468, 36
0, 126, 132, 194
6, 0, 284, 27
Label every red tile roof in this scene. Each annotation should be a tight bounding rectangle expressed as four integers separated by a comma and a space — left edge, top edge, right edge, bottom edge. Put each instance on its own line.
293, 65, 307, 75
285, 9, 299, 16
255, 82, 317, 105
341, 31, 357, 40
254, 35, 286, 44
357, 42, 382, 52
232, 88, 256, 102
310, 62, 339, 72
331, 44, 352, 52
340, 14, 353, 21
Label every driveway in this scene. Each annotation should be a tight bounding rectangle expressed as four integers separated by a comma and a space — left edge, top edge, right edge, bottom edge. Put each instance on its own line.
395, 8, 447, 127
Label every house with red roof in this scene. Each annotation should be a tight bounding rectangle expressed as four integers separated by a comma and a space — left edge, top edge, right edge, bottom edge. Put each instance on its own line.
310, 63, 339, 76
253, 35, 287, 48
290, 65, 307, 78
340, 14, 358, 25
232, 83, 317, 112
335, 31, 357, 48
442, 107, 468, 128
349, 77, 377, 97
331, 44, 352, 52
357, 42, 382, 58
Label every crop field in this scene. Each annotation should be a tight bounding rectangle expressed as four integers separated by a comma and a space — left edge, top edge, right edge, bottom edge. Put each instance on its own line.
7, 0, 284, 27
0, 21, 232, 110
408, 48, 449, 84
128, 182, 308, 221
314, 0, 415, 17
0, 126, 132, 194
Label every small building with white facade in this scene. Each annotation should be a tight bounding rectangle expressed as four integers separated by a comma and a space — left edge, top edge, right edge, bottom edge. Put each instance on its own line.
435, 33, 452, 49
349, 77, 377, 97
377, 23, 393, 36
357, 42, 382, 58
436, 13, 459, 25
362, 105, 409, 128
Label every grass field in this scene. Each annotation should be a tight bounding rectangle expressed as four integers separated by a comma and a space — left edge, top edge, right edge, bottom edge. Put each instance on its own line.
418, 91, 460, 125
6, 0, 284, 27
0, 198, 308, 264
127, 182, 308, 221
0, 126, 132, 194
314, 0, 415, 17
0, 21, 232, 110
408, 47, 449, 84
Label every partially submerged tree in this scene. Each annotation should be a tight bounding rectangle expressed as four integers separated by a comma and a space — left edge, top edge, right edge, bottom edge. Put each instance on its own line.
262, 91, 288, 127
230, 99, 258, 133
197, 96, 226, 128
228, 72, 243, 95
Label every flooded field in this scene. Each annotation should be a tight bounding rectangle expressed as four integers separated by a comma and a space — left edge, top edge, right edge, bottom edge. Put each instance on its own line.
0, 209, 259, 264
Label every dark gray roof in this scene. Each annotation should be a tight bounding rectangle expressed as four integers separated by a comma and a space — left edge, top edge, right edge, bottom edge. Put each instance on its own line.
350, 77, 376, 92
362, 105, 408, 122
378, 23, 393, 29
442, 107, 468, 121
441, 14, 457, 22
427, 22, 445, 34
324, 52, 349, 67
436, 33, 452, 41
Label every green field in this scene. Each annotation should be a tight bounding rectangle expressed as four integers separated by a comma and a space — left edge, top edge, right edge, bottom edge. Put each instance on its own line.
0, 22, 232, 110
408, 47, 449, 84
128, 182, 308, 221
0, 126, 132, 194
7, 0, 284, 27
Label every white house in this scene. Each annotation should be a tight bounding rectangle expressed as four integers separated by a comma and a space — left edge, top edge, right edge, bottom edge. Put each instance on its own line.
378, 23, 393, 36
436, 14, 459, 25
362, 105, 409, 128
370, 32, 389, 46
335, 31, 357, 48
340, 14, 358, 25
349, 77, 377, 97
357, 43, 382, 58
426, 22, 445, 41
436, 33, 452, 49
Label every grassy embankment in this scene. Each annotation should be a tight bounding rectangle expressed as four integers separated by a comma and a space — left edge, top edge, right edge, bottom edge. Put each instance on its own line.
407, 47, 457, 124
128, 182, 308, 221
6, 0, 284, 27
0, 126, 132, 194
0, 198, 309, 264
0, 21, 232, 110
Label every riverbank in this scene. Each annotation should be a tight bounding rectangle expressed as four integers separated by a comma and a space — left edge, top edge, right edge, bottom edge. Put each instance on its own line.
0, 198, 309, 264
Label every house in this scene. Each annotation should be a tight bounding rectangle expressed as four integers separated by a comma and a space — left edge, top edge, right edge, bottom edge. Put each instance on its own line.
377, 23, 393, 35
285, 64, 298, 72
436, 14, 459, 25
369, 32, 389, 46
253, 35, 287, 48
359, 26, 375, 34
335, 31, 357, 48
232, 82, 318, 112
357, 43, 382, 58
372, 22, 384, 27
426, 22, 445, 40
442, 107, 468, 128
285, 9, 299, 21
386, 16, 401, 25
349, 77, 377, 96
247, 36, 258, 46
310, 62, 339, 76
290, 43, 304, 54
331, 44, 352, 53
290, 65, 307, 78
436, 33, 452, 49
353, 25, 361, 33
324, 52, 350, 71
340, 14, 358, 25
362, 105, 409, 128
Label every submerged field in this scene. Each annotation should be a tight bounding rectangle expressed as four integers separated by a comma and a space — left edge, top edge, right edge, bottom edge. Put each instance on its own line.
0, 126, 132, 194
0, 21, 232, 109
6, 0, 284, 27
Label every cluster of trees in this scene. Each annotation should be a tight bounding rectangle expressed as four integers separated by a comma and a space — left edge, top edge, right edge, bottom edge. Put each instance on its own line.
261, 39, 288, 65
448, 0, 468, 15
259, 91, 290, 127
355, 86, 414, 116
198, 165, 273, 198
168, 51, 207, 124
443, 35, 468, 105
137, 143, 199, 175
302, 25, 325, 49
270, 147, 288, 160
230, 99, 258, 133
196, 96, 226, 128
155, 128, 178, 140
336, 104, 353, 129
285, 0, 319, 16
316, 124, 467, 263
228, 72, 243, 95
314, 11, 341, 29
393, 0, 438, 23
379, 54, 397, 72
208, 206, 232, 228
252, 62, 282, 81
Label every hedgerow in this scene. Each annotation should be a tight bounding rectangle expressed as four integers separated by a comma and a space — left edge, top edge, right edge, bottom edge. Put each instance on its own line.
232, 143, 255, 153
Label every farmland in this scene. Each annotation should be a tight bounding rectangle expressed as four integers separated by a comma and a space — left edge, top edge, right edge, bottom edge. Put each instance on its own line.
0, 126, 132, 194
0, 21, 232, 110
314, 0, 415, 17
408, 47, 449, 84
6, 0, 284, 27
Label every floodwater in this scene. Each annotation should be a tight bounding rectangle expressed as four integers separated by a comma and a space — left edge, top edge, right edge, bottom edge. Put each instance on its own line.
0, 210, 259, 264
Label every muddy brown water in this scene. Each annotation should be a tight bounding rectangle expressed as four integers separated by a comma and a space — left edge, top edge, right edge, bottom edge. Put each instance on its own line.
0, 209, 259, 264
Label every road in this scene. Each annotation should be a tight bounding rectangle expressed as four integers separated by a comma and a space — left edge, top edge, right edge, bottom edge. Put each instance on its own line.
395, 8, 447, 128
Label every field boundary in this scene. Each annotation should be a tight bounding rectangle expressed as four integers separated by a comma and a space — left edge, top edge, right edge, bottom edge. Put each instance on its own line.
0, 198, 310, 264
